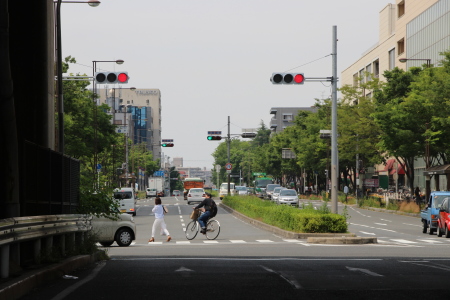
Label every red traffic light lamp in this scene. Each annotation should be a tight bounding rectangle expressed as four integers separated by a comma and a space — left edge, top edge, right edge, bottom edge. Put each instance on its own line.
207, 136, 222, 141
95, 72, 129, 84
271, 73, 305, 84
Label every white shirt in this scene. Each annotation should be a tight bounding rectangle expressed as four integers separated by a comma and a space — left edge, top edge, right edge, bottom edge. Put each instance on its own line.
344, 186, 349, 194
152, 204, 164, 219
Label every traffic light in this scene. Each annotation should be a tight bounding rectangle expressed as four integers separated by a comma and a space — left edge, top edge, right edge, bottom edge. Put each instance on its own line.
162, 143, 174, 147
241, 133, 256, 138
271, 73, 304, 84
207, 136, 222, 141
95, 72, 129, 84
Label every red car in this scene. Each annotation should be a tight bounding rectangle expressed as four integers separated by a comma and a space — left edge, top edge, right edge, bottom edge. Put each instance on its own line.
437, 196, 450, 238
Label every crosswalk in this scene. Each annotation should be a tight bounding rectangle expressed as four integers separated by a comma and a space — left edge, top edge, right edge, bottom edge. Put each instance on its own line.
99, 238, 450, 247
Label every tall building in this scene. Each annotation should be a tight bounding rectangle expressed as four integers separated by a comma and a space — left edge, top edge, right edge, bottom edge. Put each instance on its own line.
340, 0, 450, 190
341, 0, 449, 94
98, 88, 162, 161
173, 157, 183, 168
270, 107, 318, 133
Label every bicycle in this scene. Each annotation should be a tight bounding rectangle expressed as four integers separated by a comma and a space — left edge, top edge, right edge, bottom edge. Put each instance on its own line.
185, 215, 220, 240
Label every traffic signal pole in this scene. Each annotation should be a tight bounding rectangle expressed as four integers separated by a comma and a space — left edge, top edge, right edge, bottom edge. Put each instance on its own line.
227, 116, 231, 196
331, 25, 338, 214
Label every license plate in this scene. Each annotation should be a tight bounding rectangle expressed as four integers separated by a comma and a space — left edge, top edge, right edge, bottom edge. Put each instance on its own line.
120, 209, 126, 212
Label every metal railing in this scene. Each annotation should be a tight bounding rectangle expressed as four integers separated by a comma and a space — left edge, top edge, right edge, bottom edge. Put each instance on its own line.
0, 214, 92, 279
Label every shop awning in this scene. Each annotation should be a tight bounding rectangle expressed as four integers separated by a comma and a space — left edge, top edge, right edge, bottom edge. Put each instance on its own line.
423, 164, 450, 176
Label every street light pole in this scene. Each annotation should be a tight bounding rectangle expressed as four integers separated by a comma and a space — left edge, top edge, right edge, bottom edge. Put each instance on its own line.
330, 25, 339, 214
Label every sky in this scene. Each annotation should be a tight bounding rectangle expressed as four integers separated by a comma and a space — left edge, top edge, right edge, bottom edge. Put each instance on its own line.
61, 0, 390, 169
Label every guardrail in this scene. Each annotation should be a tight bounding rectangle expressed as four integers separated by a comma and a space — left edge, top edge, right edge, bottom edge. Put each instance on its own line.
0, 214, 92, 279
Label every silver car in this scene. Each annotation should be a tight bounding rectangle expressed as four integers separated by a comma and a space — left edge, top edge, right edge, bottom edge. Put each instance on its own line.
187, 188, 206, 204
277, 189, 298, 206
235, 186, 248, 195
271, 187, 286, 202
91, 213, 136, 247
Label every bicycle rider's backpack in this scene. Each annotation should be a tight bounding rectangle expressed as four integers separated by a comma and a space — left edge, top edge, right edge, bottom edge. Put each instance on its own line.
209, 199, 218, 218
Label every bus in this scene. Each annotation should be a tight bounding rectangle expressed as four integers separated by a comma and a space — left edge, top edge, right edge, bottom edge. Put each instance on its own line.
254, 177, 273, 198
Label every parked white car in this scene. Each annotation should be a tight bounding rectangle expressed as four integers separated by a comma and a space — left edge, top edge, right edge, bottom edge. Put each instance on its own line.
277, 189, 299, 206
91, 213, 136, 247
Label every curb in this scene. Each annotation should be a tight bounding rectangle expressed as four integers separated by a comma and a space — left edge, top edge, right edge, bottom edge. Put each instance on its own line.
219, 203, 374, 243
0, 252, 103, 300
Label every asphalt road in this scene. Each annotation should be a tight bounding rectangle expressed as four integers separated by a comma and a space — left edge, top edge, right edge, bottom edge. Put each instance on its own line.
18, 196, 450, 299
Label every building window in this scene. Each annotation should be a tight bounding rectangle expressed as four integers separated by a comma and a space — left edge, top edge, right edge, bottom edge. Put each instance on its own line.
353, 73, 358, 87
283, 114, 293, 121
146, 99, 149, 105
397, 1, 405, 18
389, 48, 395, 70
397, 38, 404, 55
373, 60, 380, 78
365, 64, 372, 82
359, 69, 364, 84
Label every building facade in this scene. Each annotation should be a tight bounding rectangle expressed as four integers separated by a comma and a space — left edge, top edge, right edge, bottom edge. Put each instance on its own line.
98, 88, 162, 161
341, 0, 450, 191
270, 107, 318, 133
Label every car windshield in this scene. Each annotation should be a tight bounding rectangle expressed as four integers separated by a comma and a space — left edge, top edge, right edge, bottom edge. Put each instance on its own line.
190, 189, 204, 193
273, 187, 283, 193
266, 184, 280, 191
280, 190, 297, 196
433, 196, 447, 208
236, 186, 247, 191
114, 192, 132, 199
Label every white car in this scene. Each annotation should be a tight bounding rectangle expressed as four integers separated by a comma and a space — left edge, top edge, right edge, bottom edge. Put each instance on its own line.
271, 187, 286, 202
277, 189, 299, 206
235, 186, 248, 195
187, 188, 206, 205
91, 213, 136, 247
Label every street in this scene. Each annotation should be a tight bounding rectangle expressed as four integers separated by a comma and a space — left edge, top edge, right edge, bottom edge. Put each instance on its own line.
19, 196, 450, 299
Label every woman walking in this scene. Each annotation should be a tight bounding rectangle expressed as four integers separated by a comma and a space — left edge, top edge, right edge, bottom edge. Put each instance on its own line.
148, 197, 171, 242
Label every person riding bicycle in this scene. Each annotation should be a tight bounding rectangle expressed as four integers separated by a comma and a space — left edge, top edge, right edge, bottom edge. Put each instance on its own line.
193, 192, 216, 234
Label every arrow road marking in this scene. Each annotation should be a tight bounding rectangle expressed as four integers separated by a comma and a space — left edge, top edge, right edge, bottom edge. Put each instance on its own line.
346, 266, 383, 277
260, 265, 302, 289
175, 267, 194, 272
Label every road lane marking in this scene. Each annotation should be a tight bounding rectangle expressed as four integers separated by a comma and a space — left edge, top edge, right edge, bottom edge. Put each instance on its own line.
374, 223, 387, 226
391, 239, 418, 244
359, 231, 376, 235
203, 241, 219, 244
380, 219, 392, 222
256, 240, 274, 243
346, 266, 383, 277
349, 222, 397, 233
417, 239, 443, 244
260, 265, 302, 289
230, 240, 246, 243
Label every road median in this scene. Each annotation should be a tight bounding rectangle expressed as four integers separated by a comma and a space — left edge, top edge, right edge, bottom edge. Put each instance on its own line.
219, 202, 377, 244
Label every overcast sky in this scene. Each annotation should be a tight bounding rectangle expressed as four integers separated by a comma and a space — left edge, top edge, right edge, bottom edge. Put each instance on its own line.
62, 0, 389, 169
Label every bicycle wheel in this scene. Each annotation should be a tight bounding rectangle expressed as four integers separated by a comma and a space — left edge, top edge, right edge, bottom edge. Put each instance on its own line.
185, 221, 199, 240
206, 219, 220, 240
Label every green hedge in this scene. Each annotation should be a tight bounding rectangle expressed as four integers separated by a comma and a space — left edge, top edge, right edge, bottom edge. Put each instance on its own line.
222, 195, 348, 233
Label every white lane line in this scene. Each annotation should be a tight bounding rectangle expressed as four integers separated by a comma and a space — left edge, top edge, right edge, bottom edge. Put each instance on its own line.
176, 241, 191, 244
260, 265, 302, 289
181, 223, 185, 227
283, 239, 301, 242
346, 266, 383, 277
374, 223, 387, 226
380, 219, 392, 222
403, 223, 421, 227
391, 239, 417, 244
203, 241, 219, 244
417, 239, 443, 244
349, 222, 397, 233
256, 240, 274, 243
230, 240, 246, 243
148, 242, 163, 245
359, 231, 376, 235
